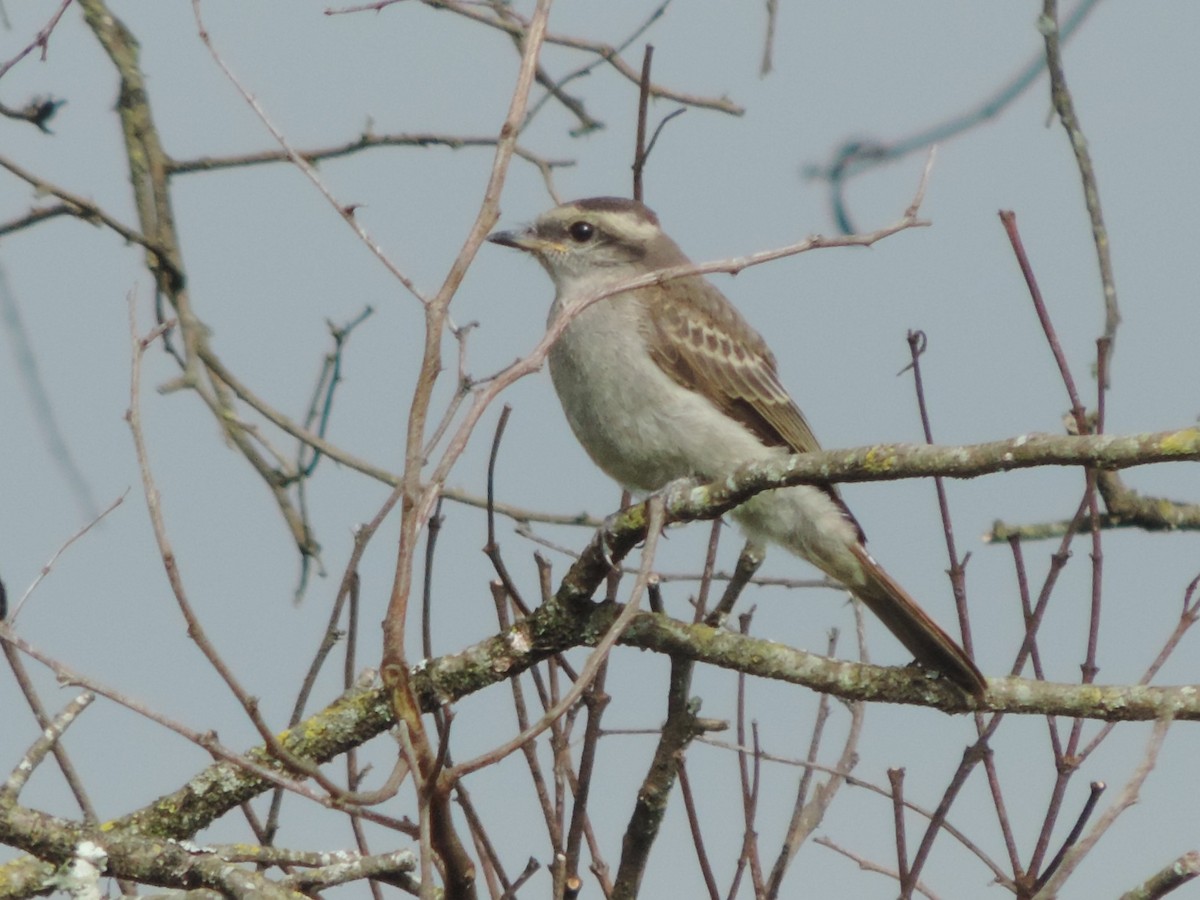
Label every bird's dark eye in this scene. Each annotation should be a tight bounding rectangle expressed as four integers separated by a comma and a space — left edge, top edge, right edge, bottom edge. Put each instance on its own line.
567, 221, 595, 243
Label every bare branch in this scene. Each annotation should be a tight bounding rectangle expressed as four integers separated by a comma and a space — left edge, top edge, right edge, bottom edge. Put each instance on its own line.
8, 491, 126, 624
1119, 851, 1200, 900
168, 131, 572, 175
0, 0, 74, 80
420, 0, 744, 117
1040, 0, 1121, 361
3, 693, 94, 797
1033, 718, 1173, 897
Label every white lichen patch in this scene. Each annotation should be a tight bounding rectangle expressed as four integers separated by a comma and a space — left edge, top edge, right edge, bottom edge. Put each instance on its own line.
508, 626, 532, 654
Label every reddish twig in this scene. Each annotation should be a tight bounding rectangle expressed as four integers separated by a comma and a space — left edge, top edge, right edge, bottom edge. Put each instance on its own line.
889, 768, 911, 892
0, 0, 74, 79
903, 330, 976, 655
999, 209, 1088, 432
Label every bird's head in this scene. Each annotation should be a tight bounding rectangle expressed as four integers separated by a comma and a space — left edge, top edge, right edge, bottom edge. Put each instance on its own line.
488, 197, 685, 290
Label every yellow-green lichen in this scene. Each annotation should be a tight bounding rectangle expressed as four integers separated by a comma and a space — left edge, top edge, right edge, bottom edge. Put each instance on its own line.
1160, 428, 1200, 455
862, 447, 897, 473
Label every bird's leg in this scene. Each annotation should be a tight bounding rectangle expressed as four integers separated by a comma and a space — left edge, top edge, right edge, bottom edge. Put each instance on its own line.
596, 489, 636, 571
596, 479, 700, 570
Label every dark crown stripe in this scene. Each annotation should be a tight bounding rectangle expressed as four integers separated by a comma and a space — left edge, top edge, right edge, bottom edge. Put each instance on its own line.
570, 196, 659, 227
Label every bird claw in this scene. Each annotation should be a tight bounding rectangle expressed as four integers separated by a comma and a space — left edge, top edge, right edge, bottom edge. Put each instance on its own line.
597, 511, 623, 571
595, 477, 699, 571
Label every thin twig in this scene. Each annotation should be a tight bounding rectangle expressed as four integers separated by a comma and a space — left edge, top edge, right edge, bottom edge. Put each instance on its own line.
484, 406, 530, 615
1033, 781, 1105, 892
169, 132, 572, 175
1032, 718, 1172, 897
999, 210, 1087, 431
564, 663, 610, 890
3, 692, 94, 796
1040, 0, 1121, 370
890, 768, 911, 892
446, 497, 668, 780
760, 0, 778, 76
804, 0, 1099, 233
522, 0, 672, 129
0, 154, 176, 267
0, 0, 74, 80
903, 329, 976, 656
9, 491, 127, 623
764, 625, 860, 899
677, 763, 720, 900
0, 203, 74, 237
419, 0, 744, 117
632, 45, 654, 202
191, 3, 429, 305
816, 836, 942, 900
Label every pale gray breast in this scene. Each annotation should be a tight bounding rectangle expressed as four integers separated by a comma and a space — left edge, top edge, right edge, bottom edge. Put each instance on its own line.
547, 292, 780, 491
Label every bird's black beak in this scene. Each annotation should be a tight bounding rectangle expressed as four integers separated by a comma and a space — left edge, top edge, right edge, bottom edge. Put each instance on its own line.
486, 228, 527, 249
487, 226, 565, 255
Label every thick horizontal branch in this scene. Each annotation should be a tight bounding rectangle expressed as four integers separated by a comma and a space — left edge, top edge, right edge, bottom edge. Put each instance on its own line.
4, 427, 1195, 887
0, 803, 310, 897
0, 684, 395, 895
653, 427, 1200, 530
724, 426, 1199, 489
421, 600, 1200, 719
984, 459, 1200, 542
6, 578, 1194, 892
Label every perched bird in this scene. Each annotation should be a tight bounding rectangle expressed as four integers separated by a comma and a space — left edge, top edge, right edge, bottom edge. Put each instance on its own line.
488, 197, 985, 697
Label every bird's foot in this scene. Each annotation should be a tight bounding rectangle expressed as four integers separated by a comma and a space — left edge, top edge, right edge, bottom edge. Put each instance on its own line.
597, 510, 624, 571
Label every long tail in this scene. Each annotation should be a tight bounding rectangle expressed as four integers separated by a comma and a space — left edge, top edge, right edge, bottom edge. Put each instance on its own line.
848, 543, 986, 698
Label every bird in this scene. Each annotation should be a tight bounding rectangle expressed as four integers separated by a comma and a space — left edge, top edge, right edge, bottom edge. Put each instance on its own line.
487, 196, 986, 697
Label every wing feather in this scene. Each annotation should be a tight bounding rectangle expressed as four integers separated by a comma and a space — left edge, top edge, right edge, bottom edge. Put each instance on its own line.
644, 276, 821, 455
642, 276, 866, 542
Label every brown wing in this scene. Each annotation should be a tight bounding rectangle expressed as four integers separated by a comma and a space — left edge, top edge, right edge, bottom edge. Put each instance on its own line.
638, 274, 985, 696
641, 276, 866, 542
642, 275, 822, 454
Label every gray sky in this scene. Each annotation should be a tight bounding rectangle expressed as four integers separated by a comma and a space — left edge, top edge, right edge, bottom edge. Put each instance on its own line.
3, 2, 1199, 897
